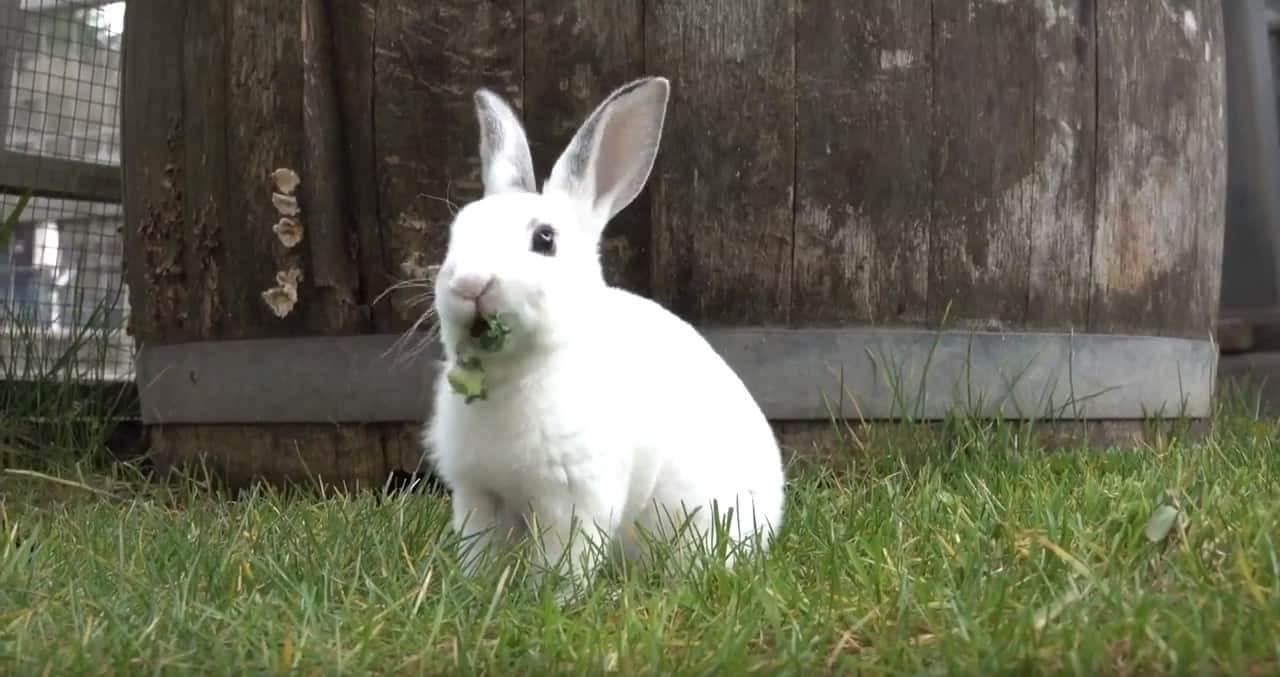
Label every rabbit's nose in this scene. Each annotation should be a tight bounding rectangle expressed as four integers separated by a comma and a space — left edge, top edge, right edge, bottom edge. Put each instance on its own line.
449, 273, 496, 301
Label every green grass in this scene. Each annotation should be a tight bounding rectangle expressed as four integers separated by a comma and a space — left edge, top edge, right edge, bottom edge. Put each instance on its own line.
0, 194, 134, 471
2, 396, 1278, 675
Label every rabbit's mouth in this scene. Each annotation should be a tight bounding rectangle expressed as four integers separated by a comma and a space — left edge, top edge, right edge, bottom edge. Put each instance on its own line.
469, 315, 488, 339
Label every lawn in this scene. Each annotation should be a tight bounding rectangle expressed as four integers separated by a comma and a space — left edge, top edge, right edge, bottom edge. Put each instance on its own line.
2, 399, 1279, 675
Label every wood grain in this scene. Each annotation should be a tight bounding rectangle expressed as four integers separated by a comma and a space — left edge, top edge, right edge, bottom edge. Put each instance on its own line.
224, 0, 308, 337
329, 0, 391, 331
181, 0, 230, 339
523, 2, 649, 294
1188, 2, 1227, 336
929, 0, 1038, 330
373, 1, 523, 330
300, 0, 364, 333
1092, 0, 1223, 338
793, 0, 931, 326
1025, 0, 1097, 331
150, 424, 403, 491
646, 0, 795, 325
121, 0, 187, 342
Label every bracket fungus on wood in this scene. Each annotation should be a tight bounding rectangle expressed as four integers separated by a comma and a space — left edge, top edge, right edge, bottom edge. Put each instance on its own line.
271, 193, 300, 217
261, 267, 304, 318
271, 167, 301, 195
273, 217, 304, 248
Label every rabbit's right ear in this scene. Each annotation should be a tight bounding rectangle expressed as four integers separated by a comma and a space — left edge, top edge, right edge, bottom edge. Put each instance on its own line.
474, 89, 536, 196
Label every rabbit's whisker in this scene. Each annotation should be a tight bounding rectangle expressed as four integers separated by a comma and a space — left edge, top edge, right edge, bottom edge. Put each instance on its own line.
384, 308, 442, 365
372, 277, 435, 308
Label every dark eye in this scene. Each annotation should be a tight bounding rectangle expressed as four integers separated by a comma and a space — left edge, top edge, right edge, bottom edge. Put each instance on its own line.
531, 224, 556, 256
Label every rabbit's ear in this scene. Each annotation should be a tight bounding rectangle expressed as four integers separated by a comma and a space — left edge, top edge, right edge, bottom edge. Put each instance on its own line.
474, 88, 536, 196
544, 77, 669, 229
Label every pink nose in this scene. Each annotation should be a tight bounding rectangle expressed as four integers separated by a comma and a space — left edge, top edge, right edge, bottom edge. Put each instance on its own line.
449, 273, 495, 301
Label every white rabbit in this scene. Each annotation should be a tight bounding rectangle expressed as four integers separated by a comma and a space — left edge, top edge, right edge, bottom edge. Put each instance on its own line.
424, 77, 785, 593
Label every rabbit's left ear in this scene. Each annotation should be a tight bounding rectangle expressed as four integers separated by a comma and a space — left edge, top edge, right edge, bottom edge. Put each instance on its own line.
474, 88, 536, 196
544, 77, 670, 231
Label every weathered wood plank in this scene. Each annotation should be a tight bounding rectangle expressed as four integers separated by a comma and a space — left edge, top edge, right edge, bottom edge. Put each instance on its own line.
150, 424, 397, 491
329, 0, 391, 331
1189, 3, 1227, 335
300, 0, 363, 332
127, 0, 402, 493
383, 424, 429, 476
1024, 1, 1097, 331
792, 0, 931, 326
224, 0, 308, 337
929, 0, 1038, 330
524, 2, 648, 294
181, 0, 230, 339
646, 0, 795, 325
372, 2, 523, 330
121, 0, 187, 342
1092, 0, 1223, 337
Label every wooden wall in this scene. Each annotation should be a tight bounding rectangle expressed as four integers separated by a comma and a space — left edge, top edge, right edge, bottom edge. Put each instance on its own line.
121, 0, 1227, 487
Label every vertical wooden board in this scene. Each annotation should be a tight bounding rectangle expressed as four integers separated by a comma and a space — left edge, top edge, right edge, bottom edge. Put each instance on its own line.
182, 0, 230, 339
646, 0, 795, 325
792, 0, 931, 327
296, 0, 363, 330
373, 2, 523, 331
121, 0, 187, 343
330, 0, 392, 331
930, 0, 1039, 330
524, 3, 649, 294
224, 0, 308, 338
1024, 0, 1097, 331
1189, 3, 1227, 335
299, 0, 365, 333
1092, 0, 1223, 337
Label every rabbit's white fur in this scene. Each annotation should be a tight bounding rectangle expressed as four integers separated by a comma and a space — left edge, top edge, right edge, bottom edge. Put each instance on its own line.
425, 77, 785, 590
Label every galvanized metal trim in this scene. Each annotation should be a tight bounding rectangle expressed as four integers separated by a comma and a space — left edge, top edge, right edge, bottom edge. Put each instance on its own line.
136, 329, 1217, 425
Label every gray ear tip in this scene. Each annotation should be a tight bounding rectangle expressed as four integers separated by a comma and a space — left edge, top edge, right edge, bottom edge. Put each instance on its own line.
636, 76, 670, 95
639, 77, 670, 109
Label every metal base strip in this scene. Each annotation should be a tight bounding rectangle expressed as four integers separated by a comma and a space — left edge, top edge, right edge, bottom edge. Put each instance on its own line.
136, 329, 1217, 425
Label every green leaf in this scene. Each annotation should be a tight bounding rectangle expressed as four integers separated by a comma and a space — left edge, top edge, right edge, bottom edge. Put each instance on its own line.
476, 314, 513, 353
447, 314, 512, 403
1144, 504, 1179, 543
447, 361, 487, 404
1, 189, 33, 250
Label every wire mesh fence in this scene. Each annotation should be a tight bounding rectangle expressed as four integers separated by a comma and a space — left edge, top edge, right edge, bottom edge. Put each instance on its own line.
0, 0, 130, 382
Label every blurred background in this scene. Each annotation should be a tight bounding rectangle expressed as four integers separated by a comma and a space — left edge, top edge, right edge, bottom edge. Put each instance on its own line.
0, 0, 129, 384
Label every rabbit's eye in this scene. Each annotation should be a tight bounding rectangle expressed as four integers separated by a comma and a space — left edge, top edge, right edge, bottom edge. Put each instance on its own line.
531, 224, 557, 256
